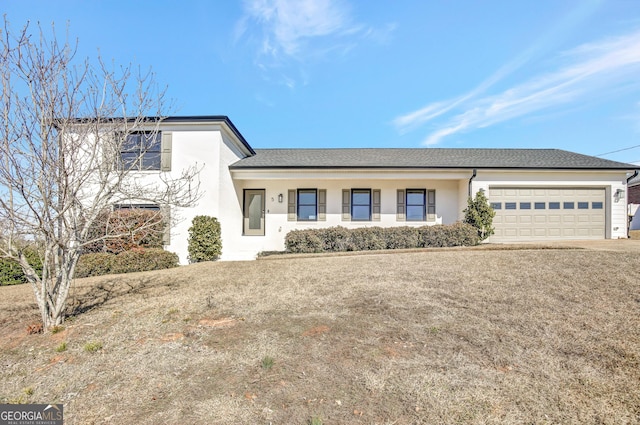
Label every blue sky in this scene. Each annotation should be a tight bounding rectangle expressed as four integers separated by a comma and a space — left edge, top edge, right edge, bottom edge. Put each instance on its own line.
4, 0, 640, 163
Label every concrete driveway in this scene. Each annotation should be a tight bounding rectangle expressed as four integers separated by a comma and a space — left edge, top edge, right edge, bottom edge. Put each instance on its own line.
510, 239, 640, 252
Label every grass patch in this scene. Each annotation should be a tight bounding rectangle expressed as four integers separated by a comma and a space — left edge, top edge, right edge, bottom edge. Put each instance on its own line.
55, 342, 67, 353
1, 245, 639, 423
82, 341, 102, 353
261, 355, 274, 370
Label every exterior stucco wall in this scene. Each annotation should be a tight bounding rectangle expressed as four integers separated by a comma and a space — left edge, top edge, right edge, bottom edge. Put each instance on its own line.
224, 176, 467, 260
139, 124, 247, 264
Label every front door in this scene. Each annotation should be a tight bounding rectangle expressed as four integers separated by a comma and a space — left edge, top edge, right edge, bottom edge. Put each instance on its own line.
243, 189, 265, 236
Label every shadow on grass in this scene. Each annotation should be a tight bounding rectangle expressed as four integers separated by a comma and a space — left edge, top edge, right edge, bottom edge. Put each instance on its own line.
67, 274, 178, 318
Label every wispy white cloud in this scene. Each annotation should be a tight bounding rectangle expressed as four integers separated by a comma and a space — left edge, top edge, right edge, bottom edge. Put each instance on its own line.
396, 28, 640, 146
237, 0, 363, 60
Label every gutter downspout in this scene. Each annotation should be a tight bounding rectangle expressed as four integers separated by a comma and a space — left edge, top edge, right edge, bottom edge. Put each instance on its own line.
468, 169, 477, 198
626, 170, 638, 237
626, 170, 638, 185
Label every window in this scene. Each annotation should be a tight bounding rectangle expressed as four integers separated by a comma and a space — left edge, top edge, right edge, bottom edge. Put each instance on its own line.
535, 202, 545, 209
490, 202, 502, 210
352, 189, 371, 221
397, 189, 435, 221
549, 202, 560, 209
505, 202, 517, 210
289, 189, 326, 221
297, 189, 317, 221
121, 132, 162, 170
578, 202, 589, 209
520, 202, 531, 210
592, 201, 603, 209
406, 189, 426, 221
564, 202, 575, 209
115, 203, 160, 212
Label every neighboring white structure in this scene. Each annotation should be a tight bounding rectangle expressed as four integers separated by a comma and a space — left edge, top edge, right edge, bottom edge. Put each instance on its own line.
123, 116, 638, 262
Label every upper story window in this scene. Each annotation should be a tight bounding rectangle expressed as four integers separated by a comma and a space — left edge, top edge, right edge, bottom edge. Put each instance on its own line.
121, 132, 162, 170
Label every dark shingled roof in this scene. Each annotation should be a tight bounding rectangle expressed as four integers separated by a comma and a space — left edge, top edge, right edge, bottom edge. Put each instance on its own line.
230, 148, 636, 170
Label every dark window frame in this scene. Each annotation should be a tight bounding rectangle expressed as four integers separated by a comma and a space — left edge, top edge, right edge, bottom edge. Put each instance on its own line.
406, 189, 426, 221
351, 189, 372, 221
297, 189, 318, 222
120, 131, 162, 171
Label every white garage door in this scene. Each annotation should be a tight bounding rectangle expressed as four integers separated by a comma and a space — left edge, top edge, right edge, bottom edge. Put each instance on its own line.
489, 187, 606, 241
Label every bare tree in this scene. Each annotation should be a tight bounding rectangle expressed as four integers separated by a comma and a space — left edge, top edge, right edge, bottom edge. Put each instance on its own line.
0, 19, 200, 328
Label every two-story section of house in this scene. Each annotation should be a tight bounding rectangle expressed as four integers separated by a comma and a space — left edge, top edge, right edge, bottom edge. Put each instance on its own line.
123, 116, 637, 262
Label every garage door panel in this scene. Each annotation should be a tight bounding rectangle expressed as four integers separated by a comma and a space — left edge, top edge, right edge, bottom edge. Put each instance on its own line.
489, 187, 605, 242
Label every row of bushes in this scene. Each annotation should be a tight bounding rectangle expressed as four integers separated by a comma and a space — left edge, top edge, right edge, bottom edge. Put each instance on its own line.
0, 249, 43, 286
75, 248, 179, 278
284, 223, 479, 254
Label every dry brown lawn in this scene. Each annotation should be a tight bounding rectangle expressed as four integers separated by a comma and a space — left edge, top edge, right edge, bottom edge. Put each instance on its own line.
1, 247, 639, 424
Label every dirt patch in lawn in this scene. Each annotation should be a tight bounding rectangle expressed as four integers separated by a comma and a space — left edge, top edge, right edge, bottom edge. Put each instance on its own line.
1, 249, 639, 424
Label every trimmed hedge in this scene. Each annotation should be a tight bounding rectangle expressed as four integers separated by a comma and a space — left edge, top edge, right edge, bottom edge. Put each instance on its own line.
75, 248, 179, 278
285, 223, 479, 254
0, 249, 43, 286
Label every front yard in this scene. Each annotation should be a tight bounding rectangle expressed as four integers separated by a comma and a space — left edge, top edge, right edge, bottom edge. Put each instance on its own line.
1, 247, 639, 424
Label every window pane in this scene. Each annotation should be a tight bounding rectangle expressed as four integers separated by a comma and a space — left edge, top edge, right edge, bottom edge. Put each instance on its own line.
592, 201, 603, 209
406, 191, 425, 205
298, 205, 317, 221
406, 205, 425, 221
549, 202, 560, 209
120, 153, 138, 170
248, 194, 262, 229
298, 191, 316, 205
122, 134, 141, 152
564, 202, 574, 209
352, 205, 370, 221
578, 202, 589, 209
142, 133, 161, 150
520, 202, 531, 210
490, 202, 502, 210
535, 202, 545, 209
352, 191, 370, 205
141, 152, 161, 170
505, 202, 516, 210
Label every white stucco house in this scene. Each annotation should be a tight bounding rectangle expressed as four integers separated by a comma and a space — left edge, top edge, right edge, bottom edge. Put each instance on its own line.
120, 116, 638, 262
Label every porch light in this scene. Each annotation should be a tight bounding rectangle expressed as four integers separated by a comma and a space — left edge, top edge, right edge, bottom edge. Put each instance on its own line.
278, 193, 283, 203
614, 188, 625, 202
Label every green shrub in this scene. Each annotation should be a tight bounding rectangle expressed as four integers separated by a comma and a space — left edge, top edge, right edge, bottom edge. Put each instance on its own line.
384, 226, 420, 249
0, 248, 43, 286
285, 223, 478, 254
350, 227, 386, 251
419, 223, 479, 247
284, 229, 323, 253
316, 226, 352, 252
187, 216, 222, 263
75, 248, 179, 278
463, 191, 496, 241
75, 253, 114, 278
